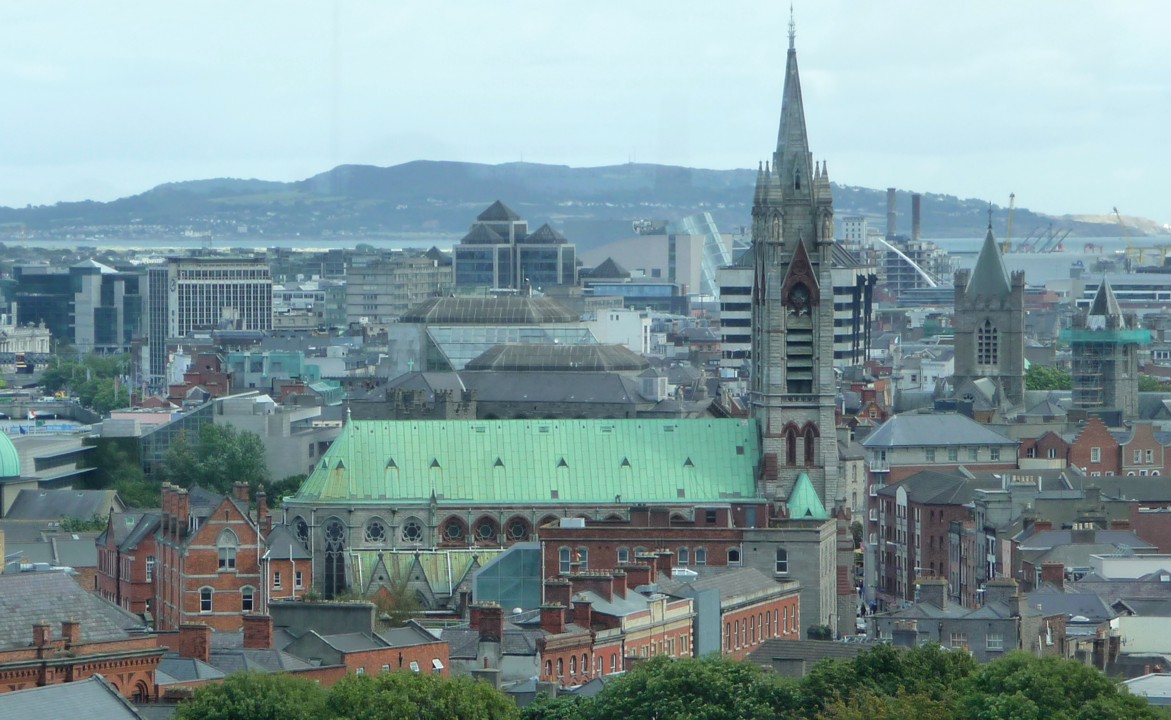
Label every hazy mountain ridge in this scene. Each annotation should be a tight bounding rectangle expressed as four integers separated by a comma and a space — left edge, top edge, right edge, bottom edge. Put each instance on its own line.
0, 161, 1154, 242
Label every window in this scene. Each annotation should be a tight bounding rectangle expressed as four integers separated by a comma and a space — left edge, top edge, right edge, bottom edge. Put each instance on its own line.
617, 547, 630, 563
1027, 446, 1036, 458
694, 547, 707, 565
986, 633, 1004, 651
401, 518, 424, 543
968, 447, 979, 462
947, 447, 959, 462
217, 530, 238, 570
783, 606, 789, 634
977, 319, 998, 365
1135, 449, 1144, 464
364, 519, 387, 544
1047, 447, 1057, 459
273, 571, 283, 589
545, 660, 552, 678
925, 448, 936, 462
570, 655, 577, 675
775, 547, 789, 574
990, 447, 1000, 461
577, 547, 589, 571
725, 622, 732, 649
610, 654, 617, 673
705, 509, 717, 524
728, 548, 742, 566
381, 665, 390, 674
1147, 449, 1155, 463
1090, 447, 1101, 463
200, 587, 213, 613
145, 556, 155, 582
750, 615, 756, 644
242, 586, 255, 612
949, 632, 967, 650
559, 547, 571, 574
295, 571, 304, 589
677, 547, 689, 565
557, 659, 563, 677
733, 620, 740, 648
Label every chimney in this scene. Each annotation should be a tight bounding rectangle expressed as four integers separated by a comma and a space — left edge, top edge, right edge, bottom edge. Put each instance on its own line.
911, 193, 922, 243
256, 484, 271, 534
653, 550, 675, 579
1109, 519, 1132, 531
176, 624, 212, 663
886, 187, 897, 239
1085, 486, 1102, 505
611, 570, 627, 598
32, 621, 51, 648
572, 598, 593, 630
1040, 562, 1065, 590
233, 481, 250, 503
568, 571, 613, 602
544, 578, 572, 607
1032, 519, 1053, 533
540, 604, 566, 635
983, 578, 1019, 608
243, 614, 273, 649
634, 553, 661, 582
619, 563, 653, 591
917, 577, 947, 609
61, 619, 80, 647
175, 489, 190, 533
469, 602, 503, 643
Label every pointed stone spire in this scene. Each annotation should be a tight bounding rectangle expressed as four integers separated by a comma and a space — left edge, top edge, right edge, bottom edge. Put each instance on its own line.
965, 225, 1012, 300
774, 10, 812, 202
754, 161, 767, 206
1088, 276, 1123, 318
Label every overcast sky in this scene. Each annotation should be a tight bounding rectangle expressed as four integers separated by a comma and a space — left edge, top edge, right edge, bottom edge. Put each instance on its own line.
3, 1, 1168, 224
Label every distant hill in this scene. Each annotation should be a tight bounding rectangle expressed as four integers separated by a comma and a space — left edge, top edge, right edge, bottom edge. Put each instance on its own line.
0, 161, 1154, 243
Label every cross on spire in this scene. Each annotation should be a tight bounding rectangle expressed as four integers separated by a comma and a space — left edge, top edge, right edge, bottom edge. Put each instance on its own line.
788, 3, 796, 49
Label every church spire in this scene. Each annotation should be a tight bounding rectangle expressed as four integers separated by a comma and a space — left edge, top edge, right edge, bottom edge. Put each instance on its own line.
788, 3, 796, 50
966, 224, 1012, 300
774, 7, 812, 204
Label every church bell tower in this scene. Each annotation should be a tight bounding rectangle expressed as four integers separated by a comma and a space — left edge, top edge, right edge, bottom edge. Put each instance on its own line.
750, 17, 840, 508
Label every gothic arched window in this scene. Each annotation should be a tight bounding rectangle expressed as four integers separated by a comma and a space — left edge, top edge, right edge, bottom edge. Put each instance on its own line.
977, 319, 999, 366
364, 518, 387, 544
401, 517, 424, 544
323, 518, 347, 598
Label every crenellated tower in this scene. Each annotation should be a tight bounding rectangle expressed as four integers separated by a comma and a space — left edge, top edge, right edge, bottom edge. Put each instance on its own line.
750, 18, 840, 509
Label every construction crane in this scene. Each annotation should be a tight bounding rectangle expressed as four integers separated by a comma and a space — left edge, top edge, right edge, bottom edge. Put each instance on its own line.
1001, 193, 1015, 253
1115, 206, 1143, 268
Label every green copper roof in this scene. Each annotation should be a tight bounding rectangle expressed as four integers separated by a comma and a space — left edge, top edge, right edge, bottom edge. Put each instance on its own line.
0, 432, 20, 478
966, 226, 1012, 300
787, 472, 828, 520
295, 419, 760, 506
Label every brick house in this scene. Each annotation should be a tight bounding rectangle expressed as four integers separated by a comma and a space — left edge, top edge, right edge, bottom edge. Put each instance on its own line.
1116, 422, 1169, 477
0, 572, 164, 701
1067, 416, 1122, 477
96, 511, 160, 619
155, 482, 269, 632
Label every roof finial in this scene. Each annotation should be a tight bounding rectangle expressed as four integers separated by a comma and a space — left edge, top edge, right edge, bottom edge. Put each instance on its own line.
987, 203, 993, 230
788, 3, 796, 49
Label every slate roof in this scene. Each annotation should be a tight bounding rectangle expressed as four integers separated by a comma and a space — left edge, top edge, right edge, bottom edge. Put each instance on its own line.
861, 413, 1017, 448
207, 647, 314, 675
1018, 529, 1157, 551
7, 537, 98, 569
441, 623, 542, 659
155, 655, 226, 685
265, 524, 311, 561
378, 621, 441, 648
477, 200, 521, 222
465, 344, 649, 372
401, 296, 578, 325
875, 470, 1000, 505
659, 567, 792, 602
5, 489, 122, 521
1027, 588, 1115, 624
1021, 394, 1068, 418
747, 638, 869, 670
462, 371, 643, 405
0, 675, 146, 720
0, 572, 147, 650
965, 226, 1012, 299
295, 418, 760, 506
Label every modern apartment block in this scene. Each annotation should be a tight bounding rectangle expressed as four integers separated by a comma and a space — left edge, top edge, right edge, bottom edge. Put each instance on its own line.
144, 255, 272, 385
344, 254, 453, 325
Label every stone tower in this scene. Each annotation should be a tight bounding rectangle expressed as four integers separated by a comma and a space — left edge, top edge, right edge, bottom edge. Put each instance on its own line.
1064, 278, 1151, 421
750, 19, 840, 508
952, 223, 1025, 407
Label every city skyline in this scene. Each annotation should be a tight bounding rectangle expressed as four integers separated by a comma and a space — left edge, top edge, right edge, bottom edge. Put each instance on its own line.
3, 1, 1168, 225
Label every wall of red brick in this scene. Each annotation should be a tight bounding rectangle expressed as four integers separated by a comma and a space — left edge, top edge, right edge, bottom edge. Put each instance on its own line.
721, 594, 800, 659
1068, 417, 1120, 475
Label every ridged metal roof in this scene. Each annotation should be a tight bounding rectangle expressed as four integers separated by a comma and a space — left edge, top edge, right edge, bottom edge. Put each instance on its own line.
295, 418, 760, 505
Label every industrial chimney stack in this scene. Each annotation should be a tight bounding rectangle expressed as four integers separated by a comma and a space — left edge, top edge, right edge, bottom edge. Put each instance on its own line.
911, 193, 922, 243
886, 187, 897, 239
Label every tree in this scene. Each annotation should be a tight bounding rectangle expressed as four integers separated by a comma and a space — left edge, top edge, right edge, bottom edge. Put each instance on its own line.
582, 655, 801, 720
174, 672, 329, 720
163, 423, 270, 494
1139, 375, 1171, 392
1025, 365, 1072, 391
326, 671, 520, 720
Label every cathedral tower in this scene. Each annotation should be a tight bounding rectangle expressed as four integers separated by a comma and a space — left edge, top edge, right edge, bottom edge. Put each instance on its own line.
1064, 278, 1151, 421
952, 221, 1025, 407
750, 20, 840, 507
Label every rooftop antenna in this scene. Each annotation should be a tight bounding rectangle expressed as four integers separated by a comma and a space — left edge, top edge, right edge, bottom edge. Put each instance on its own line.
788, 3, 796, 49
